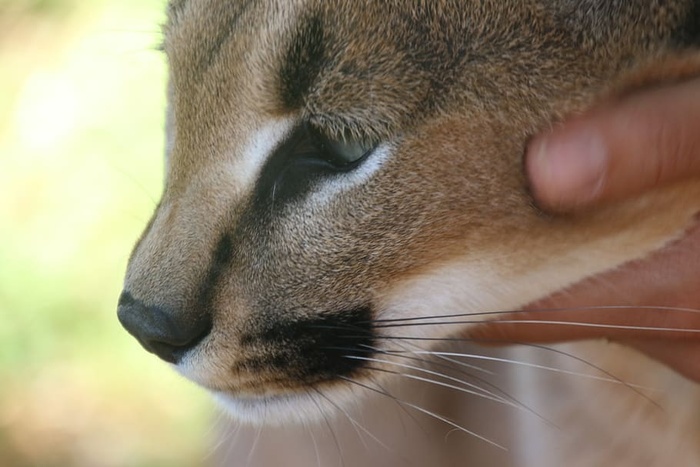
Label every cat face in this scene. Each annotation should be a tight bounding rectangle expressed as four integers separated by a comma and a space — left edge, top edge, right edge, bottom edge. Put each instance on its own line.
118, 0, 700, 423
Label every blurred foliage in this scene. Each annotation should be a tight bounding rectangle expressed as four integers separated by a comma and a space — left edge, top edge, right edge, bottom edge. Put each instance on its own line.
0, 0, 75, 16
0, 0, 214, 465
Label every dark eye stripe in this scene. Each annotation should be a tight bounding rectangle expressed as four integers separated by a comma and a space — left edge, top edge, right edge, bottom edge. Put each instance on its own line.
250, 124, 374, 211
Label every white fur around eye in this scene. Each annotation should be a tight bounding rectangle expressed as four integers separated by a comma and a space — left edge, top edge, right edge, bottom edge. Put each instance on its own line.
231, 118, 295, 192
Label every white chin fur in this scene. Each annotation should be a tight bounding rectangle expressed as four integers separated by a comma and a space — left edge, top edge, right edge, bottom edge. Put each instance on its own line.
212, 387, 358, 426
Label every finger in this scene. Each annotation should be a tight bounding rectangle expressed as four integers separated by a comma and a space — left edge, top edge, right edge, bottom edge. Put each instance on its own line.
527, 78, 700, 211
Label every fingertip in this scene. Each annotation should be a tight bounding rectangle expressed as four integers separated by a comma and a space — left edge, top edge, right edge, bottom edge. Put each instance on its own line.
528, 78, 700, 211
526, 127, 608, 211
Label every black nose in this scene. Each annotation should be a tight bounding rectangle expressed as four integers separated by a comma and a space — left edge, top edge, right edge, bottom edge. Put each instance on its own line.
117, 291, 212, 364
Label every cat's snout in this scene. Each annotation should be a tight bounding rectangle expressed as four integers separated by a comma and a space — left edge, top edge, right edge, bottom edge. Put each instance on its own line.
117, 291, 212, 364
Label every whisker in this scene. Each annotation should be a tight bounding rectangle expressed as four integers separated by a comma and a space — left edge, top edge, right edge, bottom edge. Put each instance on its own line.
358, 343, 555, 427
347, 354, 515, 407
374, 319, 700, 334
372, 336, 660, 405
318, 389, 371, 453
370, 305, 700, 325
338, 376, 507, 451
425, 349, 495, 376
102, 158, 160, 208
271, 179, 279, 212
334, 330, 658, 397
308, 426, 322, 467
362, 364, 521, 435
245, 424, 264, 465
326, 342, 492, 375
351, 344, 554, 438
380, 336, 650, 385
312, 388, 411, 464
363, 342, 495, 376
328, 343, 517, 408
309, 393, 347, 467
208, 414, 242, 464
365, 373, 430, 438
524, 342, 661, 406
401, 349, 641, 386
361, 343, 496, 386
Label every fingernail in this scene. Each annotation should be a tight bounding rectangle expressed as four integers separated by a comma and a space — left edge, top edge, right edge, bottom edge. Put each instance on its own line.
528, 128, 607, 209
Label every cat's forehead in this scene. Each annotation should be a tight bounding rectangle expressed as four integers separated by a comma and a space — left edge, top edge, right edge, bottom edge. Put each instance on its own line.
161, 0, 697, 109
161, 0, 560, 142
162, 0, 419, 143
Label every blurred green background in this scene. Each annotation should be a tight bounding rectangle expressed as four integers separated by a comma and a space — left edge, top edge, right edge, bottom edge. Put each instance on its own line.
0, 0, 215, 465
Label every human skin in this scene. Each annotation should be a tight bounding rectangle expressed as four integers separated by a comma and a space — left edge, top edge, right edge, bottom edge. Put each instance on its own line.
468, 78, 700, 382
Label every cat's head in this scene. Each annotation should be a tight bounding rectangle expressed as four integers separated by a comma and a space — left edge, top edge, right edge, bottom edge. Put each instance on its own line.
118, 0, 700, 423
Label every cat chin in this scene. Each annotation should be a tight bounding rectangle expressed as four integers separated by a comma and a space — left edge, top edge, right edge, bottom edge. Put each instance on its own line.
212, 388, 353, 426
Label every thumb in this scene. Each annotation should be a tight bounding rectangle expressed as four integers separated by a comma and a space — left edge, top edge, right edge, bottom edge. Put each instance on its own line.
527, 78, 700, 211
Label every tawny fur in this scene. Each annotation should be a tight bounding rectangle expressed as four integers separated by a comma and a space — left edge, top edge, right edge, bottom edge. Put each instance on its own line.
121, 1, 700, 465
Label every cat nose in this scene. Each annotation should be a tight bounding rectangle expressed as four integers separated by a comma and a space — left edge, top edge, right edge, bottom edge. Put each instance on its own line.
117, 291, 211, 364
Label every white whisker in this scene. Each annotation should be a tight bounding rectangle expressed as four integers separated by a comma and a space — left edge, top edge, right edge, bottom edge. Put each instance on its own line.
245, 424, 263, 465
313, 388, 410, 464
375, 319, 700, 334
371, 305, 700, 325
308, 426, 322, 467
360, 342, 495, 376
482, 320, 700, 334
309, 394, 346, 467
365, 372, 429, 437
404, 349, 649, 388
339, 376, 507, 451
348, 355, 516, 406
209, 414, 242, 465
363, 342, 555, 427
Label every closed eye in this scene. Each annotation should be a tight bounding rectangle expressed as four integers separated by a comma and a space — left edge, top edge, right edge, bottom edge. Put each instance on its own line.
251, 122, 377, 208
293, 123, 375, 170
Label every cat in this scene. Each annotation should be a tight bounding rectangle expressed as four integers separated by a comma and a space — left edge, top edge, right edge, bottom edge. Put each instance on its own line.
119, 1, 700, 465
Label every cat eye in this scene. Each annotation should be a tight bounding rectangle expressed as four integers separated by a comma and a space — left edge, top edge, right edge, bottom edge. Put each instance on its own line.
254, 123, 376, 206
295, 124, 374, 170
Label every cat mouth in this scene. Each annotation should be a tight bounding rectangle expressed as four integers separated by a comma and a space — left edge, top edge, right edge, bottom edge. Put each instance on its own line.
174, 305, 378, 423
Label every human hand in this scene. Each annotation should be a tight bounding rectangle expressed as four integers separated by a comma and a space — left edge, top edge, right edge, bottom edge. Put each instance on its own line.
469, 78, 700, 381
527, 78, 700, 211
